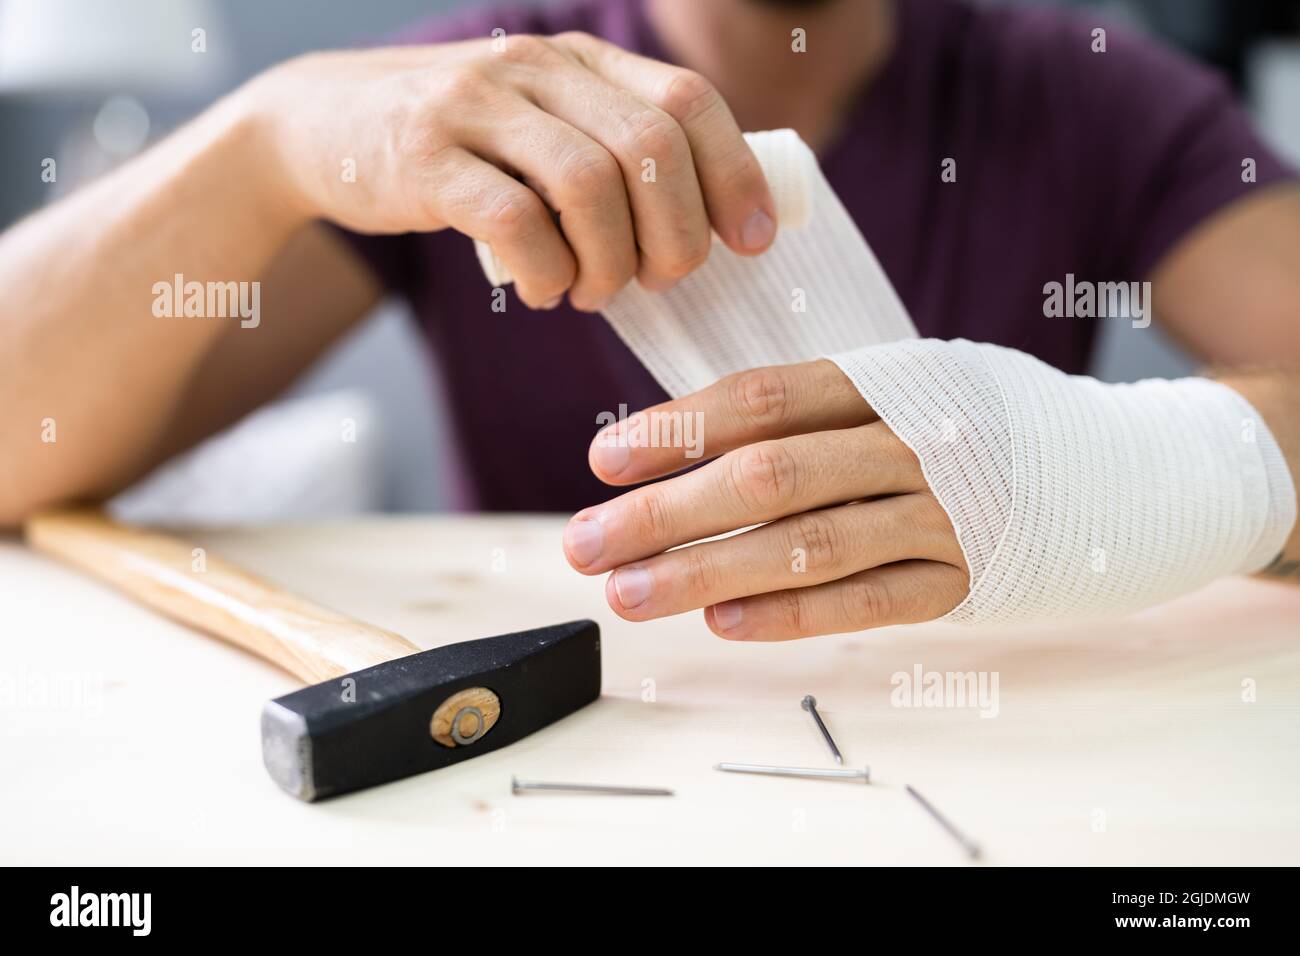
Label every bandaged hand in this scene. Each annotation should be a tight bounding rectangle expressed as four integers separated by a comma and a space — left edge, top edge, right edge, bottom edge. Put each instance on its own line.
563, 358, 970, 640
563, 339, 1296, 638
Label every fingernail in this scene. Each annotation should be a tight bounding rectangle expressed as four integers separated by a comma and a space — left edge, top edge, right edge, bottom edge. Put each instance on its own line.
540, 296, 562, 310
712, 600, 743, 631
740, 208, 775, 251
613, 567, 653, 609
591, 433, 630, 477
564, 518, 604, 567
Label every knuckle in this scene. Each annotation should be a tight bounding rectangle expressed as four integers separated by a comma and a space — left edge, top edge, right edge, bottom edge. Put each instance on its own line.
941, 566, 971, 612
728, 441, 798, 512
392, 124, 444, 176
552, 30, 600, 52
788, 513, 840, 574
483, 187, 545, 239
653, 69, 719, 122
773, 588, 807, 636
619, 108, 686, 164
557, 146, 622, 202
915, 494, 965, 569
840, 575, 894, 628
683, 548, 720, 597
496, 33, 555, 65
392, 104, 447, 164
429, 63, 489, 109
914, 494, 952, 536
628, 492, 674, 543
729, 367, 792, 431
869, 421, 922, 485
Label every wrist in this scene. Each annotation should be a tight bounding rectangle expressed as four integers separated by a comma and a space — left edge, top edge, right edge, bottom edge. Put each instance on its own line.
226, 63, 320, 230
829, 339, 1296, 623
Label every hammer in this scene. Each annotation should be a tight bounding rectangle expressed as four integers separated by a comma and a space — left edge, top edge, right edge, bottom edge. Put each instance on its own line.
25, 510, 601, 801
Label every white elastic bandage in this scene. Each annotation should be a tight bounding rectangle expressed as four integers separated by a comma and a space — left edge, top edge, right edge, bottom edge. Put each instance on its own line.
472, 131, 1296, 623
830, 339, 1296, 624
475, 129, 918, 396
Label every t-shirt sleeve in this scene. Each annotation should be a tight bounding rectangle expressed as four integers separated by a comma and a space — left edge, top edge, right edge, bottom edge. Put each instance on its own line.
1017, 9, 1297, 279
1105, 34, 1295, 277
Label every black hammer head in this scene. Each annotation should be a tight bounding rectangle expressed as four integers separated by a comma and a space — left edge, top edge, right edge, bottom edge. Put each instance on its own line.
260, 619, 601, 801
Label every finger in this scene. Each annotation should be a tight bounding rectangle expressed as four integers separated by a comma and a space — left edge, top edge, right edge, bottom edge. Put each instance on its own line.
425, 146, 575, 309
468, 97, 638, 310
555, 32, 778, 256
565, 423, 926, 574
605, 494, 965, 620
590, 360, 874, 484
704, 560, 969, 642
516, 45, 713, 294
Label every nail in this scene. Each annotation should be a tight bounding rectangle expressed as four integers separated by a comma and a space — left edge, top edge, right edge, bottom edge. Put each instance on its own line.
801, 694, 844, 765
714, 763, 870, 783
906, 785, 982, 860
740, 208, 775, 251
613, 567, 653, 609
512, 776, 674, 797
564, 518, 603, 567
591, 434, 630, 478
712, 600, 743, 631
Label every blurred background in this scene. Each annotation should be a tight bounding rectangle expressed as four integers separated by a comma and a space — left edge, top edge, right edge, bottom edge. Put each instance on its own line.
2, 0, 1299, 519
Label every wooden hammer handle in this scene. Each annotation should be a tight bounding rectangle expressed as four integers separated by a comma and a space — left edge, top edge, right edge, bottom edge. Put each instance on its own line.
25, 509, 419, 684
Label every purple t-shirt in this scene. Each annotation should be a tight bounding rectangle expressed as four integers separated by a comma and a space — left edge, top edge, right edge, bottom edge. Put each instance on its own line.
341, 0, 1293, 513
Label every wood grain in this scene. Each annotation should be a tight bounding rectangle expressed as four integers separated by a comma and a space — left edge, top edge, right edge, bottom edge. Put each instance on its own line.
429, 686, 501, 747
23, 509, 418, 683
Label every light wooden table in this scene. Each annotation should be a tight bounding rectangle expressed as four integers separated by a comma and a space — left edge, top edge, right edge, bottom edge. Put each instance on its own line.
3, 515, 1298, 865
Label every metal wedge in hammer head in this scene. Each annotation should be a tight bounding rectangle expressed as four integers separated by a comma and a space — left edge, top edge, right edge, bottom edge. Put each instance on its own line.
25, 510, 601, 802
261, 620, 600, 801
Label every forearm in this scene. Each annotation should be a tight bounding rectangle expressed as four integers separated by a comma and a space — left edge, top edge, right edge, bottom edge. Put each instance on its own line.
0, 84, 306, 525
1214, 369, 1300, 581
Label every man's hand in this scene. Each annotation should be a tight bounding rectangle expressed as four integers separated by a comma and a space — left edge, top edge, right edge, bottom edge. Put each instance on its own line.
0, 29, 775, 525
562, 360, 970, 640
253, 32, 777, 310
